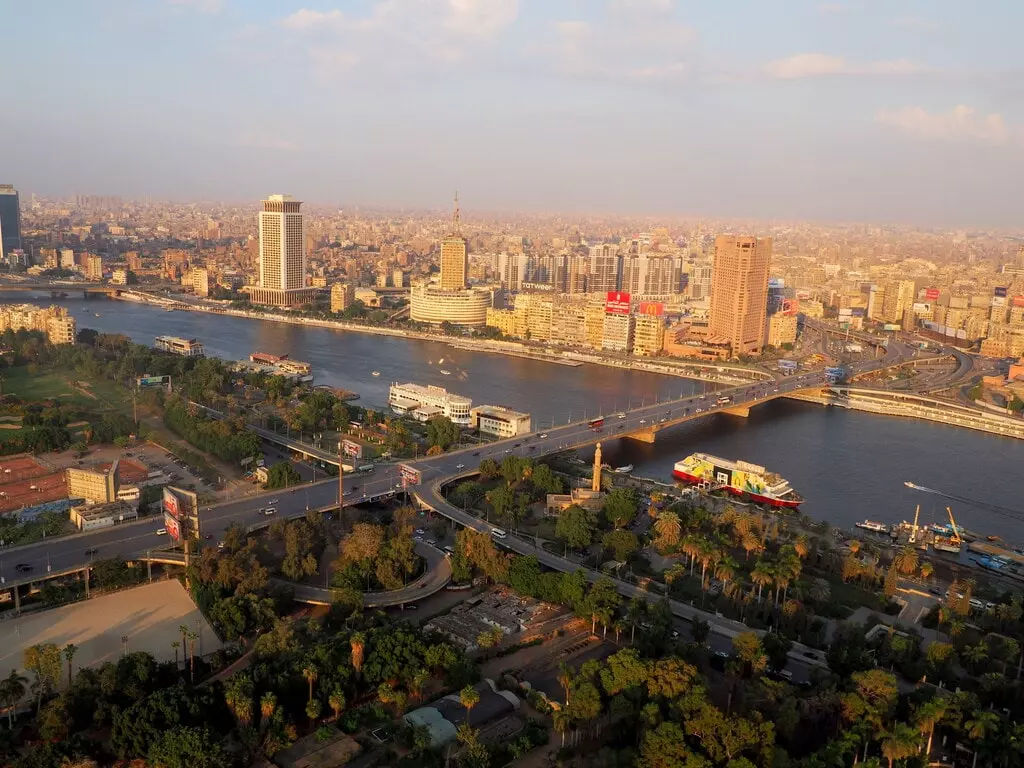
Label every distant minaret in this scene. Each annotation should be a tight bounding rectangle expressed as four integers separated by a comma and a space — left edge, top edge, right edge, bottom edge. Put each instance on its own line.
592, 442, 602, 492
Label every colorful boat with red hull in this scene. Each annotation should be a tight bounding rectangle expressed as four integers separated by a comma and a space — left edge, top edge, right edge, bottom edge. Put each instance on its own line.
672, 453, 803, 509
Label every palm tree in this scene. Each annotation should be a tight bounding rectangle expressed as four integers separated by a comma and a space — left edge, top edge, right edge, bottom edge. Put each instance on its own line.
966, 710, 1002, 768
178, 624, 189, 664
751, 560, 773, 603
409, 669, 428, 703
459, 684, 480, 724
914, 698, 948, 758
793, 534, 810, 559
260, 692, 277, 721
305, 698, 321, 727
328, 688, 346, 721
187, 629, 199, 682
697, 540, 720, 593
557, 662, 573, 707
653, 511, 682, 550
226, 676, 254, 726
893, 545, 919, 575
963, 642, 989, 672
553, 709, 571, 747
681, 534, 701, 576
350, 632, 365, 677
880, 723, 921, 768
302, 665, 318, 703
808, 577, 831, 604
664, 563, 686, 588
0, 670, 27, 728
715, 556, 738, 599
63, 644, 77, 688
626, 598, 646, 644
919, 561, 934, 580
171, 641, 181, 667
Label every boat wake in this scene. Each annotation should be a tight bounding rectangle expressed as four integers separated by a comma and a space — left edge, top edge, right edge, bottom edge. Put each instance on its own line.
905, 481, 1024, 522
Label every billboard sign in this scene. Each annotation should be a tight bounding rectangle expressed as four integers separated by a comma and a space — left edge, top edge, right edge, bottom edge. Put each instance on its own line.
1014, 296, 1024, 308
605, 291, 631, 315
995, 286, 1008, 298
781, 298, 799, 315
925, 288, 940, 301
163, 487, 180, 520
137, 375, 170, 388
399, 464, 422, 488
341, 439, 363, 459
778, 360, 798, 371
850, 307, 865, 317
638, 301, 664, 317
163, 512, 181, 541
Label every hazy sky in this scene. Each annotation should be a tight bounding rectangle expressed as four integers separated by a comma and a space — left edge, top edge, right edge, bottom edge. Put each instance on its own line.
3, 0, 1021, 226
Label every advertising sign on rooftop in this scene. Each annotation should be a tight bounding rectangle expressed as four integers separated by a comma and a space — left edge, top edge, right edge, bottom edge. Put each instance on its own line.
638, 301, 664, 317
995, 286, 1008, 298
925, 288, 940, 301
1014, 296, 1024, 308
605, 292, 631, 315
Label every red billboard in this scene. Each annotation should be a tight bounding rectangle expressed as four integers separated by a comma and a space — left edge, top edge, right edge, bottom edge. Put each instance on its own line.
781, 298, 799, 316
638, 301, 664, 317
164, 512, 181, 541
605, 291, 631, 315
1014, 296, 1024, 308
925, 288, 940, 301
163, 487, 180, 520
341, 439, 363, 459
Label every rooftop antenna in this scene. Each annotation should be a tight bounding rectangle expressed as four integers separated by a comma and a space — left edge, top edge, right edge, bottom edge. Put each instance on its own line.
452, 191, 461, 234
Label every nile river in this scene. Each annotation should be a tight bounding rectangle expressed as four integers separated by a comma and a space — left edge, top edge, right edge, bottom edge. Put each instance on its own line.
12, 293, 1024, 542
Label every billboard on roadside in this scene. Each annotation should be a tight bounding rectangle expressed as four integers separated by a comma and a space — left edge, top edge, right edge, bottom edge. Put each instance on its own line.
137, 375, 170, 388
164, 512, 181, 541
163, 487, 180, 520
638, 301, 664, 317
341, 439, 363, 459
605, 291, 631, 315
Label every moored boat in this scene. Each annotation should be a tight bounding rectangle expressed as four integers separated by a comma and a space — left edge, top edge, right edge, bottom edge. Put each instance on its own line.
856, 520, 890, 533
672, 453, 802, 508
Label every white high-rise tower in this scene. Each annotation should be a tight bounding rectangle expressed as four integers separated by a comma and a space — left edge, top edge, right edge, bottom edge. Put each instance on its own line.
259, 194, 305, 291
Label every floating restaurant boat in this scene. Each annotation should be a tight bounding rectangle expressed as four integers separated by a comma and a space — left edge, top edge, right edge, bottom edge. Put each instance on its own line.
672, 453, 803, 508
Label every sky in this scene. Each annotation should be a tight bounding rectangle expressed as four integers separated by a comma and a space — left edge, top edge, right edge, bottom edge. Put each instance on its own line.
2, 0, 1022, 226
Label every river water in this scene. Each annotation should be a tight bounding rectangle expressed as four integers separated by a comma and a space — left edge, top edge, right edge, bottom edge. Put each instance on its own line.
11, 293, 1024, 541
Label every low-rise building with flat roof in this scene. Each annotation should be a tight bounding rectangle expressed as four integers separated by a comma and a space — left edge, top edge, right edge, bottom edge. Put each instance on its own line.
389, 382, 472, 425
69, 500, 138, 531
470, 405, 531, 438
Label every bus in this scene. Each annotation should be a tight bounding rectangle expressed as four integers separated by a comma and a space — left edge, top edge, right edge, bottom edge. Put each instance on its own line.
588, 417, 605, 431
716, 396, 733, 406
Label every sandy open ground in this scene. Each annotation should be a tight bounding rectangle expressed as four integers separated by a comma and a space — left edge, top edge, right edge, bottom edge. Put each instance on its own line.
0, 579, 222, 685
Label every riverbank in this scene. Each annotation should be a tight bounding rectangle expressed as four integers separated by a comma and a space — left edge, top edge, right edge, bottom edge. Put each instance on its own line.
118, 291, 760, 385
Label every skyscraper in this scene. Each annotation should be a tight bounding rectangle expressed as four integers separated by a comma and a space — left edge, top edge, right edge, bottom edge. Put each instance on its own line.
709, 235, 771, 356
259, 194, 305, 291
439, 194, 468, 290
588, 244, 621, 294
0, 185, 22, 256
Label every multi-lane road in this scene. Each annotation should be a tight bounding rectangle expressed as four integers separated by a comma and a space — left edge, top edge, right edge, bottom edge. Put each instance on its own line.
0, 466, 404, 587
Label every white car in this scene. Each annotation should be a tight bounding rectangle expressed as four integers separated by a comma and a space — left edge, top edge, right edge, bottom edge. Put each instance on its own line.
263, 507, 276, 516
156, 528, 168, 536
456, 463, 465, 469
539, 433, 547, 438
416, 528, 425, 535
639, 418, 646, 424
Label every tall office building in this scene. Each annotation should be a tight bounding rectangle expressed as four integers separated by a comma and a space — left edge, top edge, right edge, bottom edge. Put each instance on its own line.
588, 244, 621, 294
567, 255, 589, 294
259, 194, 305, 291
881, 279, 916, 324
498, 252, 526, 292
709, 235, 771, 356
439, 194, 468, 290
622, 255, 680, 297
0, 185, 22, 256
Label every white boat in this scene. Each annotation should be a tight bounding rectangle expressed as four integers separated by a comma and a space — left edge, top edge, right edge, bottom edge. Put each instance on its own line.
94, 313, 101, 317
371, 371, 381, 377
615, 465, 634, 473
439, 370, 452, 376
855, 520, 889, 533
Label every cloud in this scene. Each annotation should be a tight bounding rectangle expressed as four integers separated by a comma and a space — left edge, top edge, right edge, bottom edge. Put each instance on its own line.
765, 53, 929, 79
167, 0, 224, 13
875, 105, 1014, 144
275, 1, 518, 78
538, 3, 695, 82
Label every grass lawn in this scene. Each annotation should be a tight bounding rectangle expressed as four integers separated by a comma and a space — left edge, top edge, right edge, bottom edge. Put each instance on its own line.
1, 367, 80, 402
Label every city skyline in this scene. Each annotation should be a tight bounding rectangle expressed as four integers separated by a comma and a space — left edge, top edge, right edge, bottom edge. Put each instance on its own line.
2, 1, 1021, 227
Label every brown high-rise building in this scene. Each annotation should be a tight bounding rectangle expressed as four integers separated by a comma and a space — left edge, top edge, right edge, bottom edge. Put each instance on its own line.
439, 194, 468, 290
709, 235, 771, 356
